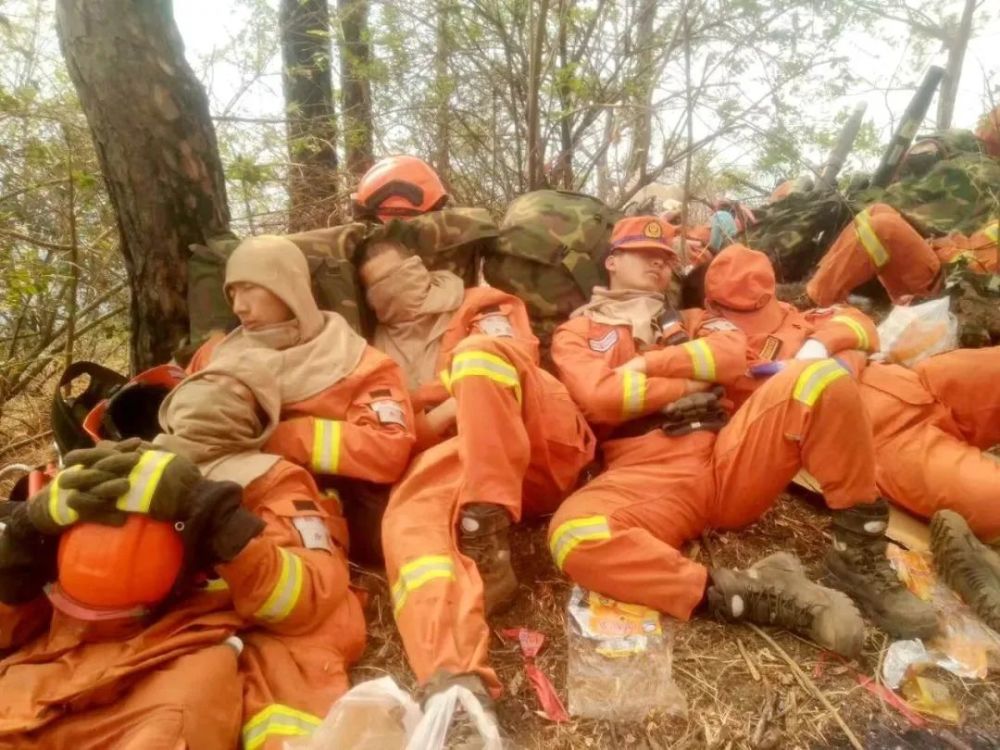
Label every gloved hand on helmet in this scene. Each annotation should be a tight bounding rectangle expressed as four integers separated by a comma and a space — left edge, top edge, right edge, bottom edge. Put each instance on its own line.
67, 442, 263, 565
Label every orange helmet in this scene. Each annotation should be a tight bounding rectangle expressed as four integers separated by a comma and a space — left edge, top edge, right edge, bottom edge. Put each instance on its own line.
83, 364, 186, 444
351, 155, 448, 221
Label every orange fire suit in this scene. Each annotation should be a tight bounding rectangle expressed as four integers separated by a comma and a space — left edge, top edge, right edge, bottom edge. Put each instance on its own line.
0, 460, 364, 750
859, 348, 1000, 542
382, 290, 595, 696
548, 312, 879, 620
807, 204, 998, 306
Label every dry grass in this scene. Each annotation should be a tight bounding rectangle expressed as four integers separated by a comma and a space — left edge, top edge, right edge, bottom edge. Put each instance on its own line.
351, 494, 1000, 750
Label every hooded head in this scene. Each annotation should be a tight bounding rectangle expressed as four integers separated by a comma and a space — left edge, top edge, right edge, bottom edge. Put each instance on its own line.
704, 244, 786, 336
224, 235, 324, 344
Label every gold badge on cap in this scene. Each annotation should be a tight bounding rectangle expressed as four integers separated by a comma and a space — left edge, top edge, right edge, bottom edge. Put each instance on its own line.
644, 221, 663, 239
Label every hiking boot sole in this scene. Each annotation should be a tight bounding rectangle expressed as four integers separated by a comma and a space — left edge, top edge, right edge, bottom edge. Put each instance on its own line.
930, 510, 1000, 632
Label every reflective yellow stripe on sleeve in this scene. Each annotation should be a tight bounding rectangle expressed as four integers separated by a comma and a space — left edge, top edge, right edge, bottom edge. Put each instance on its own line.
854, 209, 890, 268
621, 369, 647, 419
115, 450, 176, 513
549, 515, 611, 570
682, 338, 717, 381
242, 704, 322, 750
447, 350, 522, 403
390, 554, 456, 617
254, 548, 304, 623
47, 470, 79, 527
793, 359, 848, 407
984, 221, 998, 245
311, 418, 342, 474
831, 315, 870, 350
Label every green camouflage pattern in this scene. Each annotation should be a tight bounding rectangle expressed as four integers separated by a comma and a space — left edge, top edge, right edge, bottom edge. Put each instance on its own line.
896, 129, 983, 180
186, 208, 498, 348
484, 189, 620, 353
944, 263, 1000, 348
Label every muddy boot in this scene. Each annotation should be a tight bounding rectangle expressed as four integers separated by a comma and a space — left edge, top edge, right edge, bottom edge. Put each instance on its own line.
930, 510, 1000, 633
707, 552, 866, 657
825, 499, 939, 640
424, 672, 499, 750
458, 503, 517, 616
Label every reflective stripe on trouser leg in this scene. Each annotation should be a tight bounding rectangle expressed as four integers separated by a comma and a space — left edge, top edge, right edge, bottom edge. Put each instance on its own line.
447, 350, 522, 404
242, 704, 322, 750
854, 209, 890, 268
391, 554, 457, 617
311, 419, 342, 474
549, 515, 611, 570
793, 359, 848, 407
115, 450, 177, 513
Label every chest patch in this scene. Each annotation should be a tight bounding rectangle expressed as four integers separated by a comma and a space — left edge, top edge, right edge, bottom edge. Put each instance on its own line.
370, 399, 407, 427
759, 335, 783, 361
477, 313, 514, 338
588, 329, 620, 352
292, 516, 333, 552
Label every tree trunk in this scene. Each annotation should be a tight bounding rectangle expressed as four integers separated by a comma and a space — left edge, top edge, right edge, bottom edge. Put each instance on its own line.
553, 0, 574, 189
338, 0, 374, 179
526, 0, 551, 190
280, 0, 340, 231
56, 0, 230, 372
936, 0, 976, 130
623, 0, 657, 193
433, 0, 453, 185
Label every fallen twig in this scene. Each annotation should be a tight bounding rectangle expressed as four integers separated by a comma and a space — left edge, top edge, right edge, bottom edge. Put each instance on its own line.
736, 638, 762, 681
748, 624, 864, 750
0, 430, 53, 459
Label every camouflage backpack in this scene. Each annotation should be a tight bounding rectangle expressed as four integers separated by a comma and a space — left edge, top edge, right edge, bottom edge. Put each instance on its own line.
186, 208, 499, 349
483, 189, 620, 353
896, 129, 984, 180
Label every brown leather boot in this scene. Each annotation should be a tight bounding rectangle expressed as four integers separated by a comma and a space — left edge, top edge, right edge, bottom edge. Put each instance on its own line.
458, 503, 517, 616
825, 499, 939, 640
424, 671, 499, 750
931, 510, 1000, 633
708, 551, 866, 657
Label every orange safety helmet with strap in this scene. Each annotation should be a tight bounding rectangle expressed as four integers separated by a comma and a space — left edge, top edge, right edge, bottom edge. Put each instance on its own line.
351, 155, 449, 221
52, 363, 189, 635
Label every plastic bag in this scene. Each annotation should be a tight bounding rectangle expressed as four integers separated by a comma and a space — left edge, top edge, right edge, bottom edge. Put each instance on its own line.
407, 684, 503, 750
565, 586, 686, 722
876, 297, 958, 368
285, 676, 421, 750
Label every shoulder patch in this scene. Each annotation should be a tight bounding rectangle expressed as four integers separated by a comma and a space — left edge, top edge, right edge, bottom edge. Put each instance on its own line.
477, 313, 514, 338
588, 328, 620, 352
292, 516, 333, 552
700, 318, 739, 333
370, 399, 407, 427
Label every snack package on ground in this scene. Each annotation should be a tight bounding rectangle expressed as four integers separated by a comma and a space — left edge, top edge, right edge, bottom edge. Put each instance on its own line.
875, 297, 959, 368
565, 585, 687, 722
409, 684, 503, 750
882, 545, 1000, 688
284, 676, 421, 750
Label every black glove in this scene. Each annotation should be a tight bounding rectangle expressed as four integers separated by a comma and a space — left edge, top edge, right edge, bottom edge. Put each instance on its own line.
175, 479, 265, 570
662, 388, 728, 435
0, 503, 58, 604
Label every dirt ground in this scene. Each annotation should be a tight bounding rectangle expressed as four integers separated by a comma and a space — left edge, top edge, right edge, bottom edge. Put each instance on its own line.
351, 493, 1000, 750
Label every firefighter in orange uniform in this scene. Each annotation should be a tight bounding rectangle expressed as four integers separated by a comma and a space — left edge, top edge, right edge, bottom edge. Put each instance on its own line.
354, 235, 595, 704
706, 243, 1000, 542
806, 203, 998, 306
0, 353, 364, 750
548, 217, 936, 648
187, 235, 417, 563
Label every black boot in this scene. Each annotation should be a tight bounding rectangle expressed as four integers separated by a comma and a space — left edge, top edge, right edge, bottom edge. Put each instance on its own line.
458, 503, 517, 616
825, 499, 938, 639
930, 510, 1000, 633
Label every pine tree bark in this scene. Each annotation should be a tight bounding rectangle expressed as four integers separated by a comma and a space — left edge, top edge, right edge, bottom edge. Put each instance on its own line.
280, 0, 340, 231
55, 0, 230, 372
936, 0, 976, 130
338, 0, 374, 179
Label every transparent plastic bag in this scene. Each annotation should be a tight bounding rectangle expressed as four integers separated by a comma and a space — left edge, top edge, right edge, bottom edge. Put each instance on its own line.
285, 676, 421, 750
565, 586, 686, 722
407, 685, 502, 750
876, 297, 958, 368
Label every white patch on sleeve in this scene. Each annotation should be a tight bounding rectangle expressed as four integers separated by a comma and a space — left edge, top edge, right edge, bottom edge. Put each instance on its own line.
291, 516, 333, 552
477, 313, 515, 338
370, 399, 407, 427
588, 329, 619, 352
701, 318, 739, 333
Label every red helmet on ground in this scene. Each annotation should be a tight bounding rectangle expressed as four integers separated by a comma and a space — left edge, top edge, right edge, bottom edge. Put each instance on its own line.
82, 364, 186, 444
351, 155, 449, 221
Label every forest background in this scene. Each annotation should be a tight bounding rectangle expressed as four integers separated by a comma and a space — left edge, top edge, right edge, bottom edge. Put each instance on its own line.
0, 0, 996, 452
